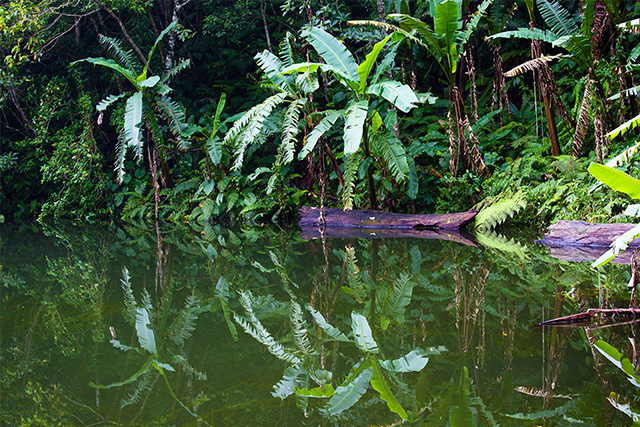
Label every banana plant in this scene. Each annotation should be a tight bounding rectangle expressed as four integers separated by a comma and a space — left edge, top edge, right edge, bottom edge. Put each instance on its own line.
284, 26, 432, 209
72, 21, 193, 185
351, 0, 492, 177
225, 27, 429, 210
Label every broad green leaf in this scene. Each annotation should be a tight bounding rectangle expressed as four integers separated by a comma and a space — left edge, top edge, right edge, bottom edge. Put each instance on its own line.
371, 132, 410, 183
588, 163, 640, 199
124, 91, 144, 161
135, 307, 157, 354
325, 367, 372, 416
435, 0, 459, 52
295, 385, 336, 398
351, 311, 379, 353
154, 361, 175, 372
220, 298, 238, 342
380, 349, 430, 372
110, 339, 139, 353
96, 93, 126, 111
138, 76, 160, 87
605, 113, 640, 140
90, 355, 154, 389
366, 80, 419, 113
301, 26, 359, 83
370, 357, 407, 419
273, 365, 307, 399
73, 57, 138, 87
407, 157, 418, 199
357, 34, 393, 92
343, 100, 369, 154
594, 340, 640, 387
255, 50, 291, 92
306, 304, 350, 342
298, 111, 342, 160
143, 20, 177, 77
371, 111, 383, 132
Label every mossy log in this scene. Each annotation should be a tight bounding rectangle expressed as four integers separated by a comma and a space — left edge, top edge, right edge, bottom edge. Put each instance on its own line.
299, 206, 477, 230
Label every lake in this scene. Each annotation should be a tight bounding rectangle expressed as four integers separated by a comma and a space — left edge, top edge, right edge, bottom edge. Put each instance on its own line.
1, 220, 638, 425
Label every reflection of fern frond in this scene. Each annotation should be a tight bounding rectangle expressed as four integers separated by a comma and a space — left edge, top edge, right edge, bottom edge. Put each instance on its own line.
290, 301, 314, 355
141, 288, 153, 322
475, 230, 528, 260
121, 267, 137, 325
475, 190, 527, 230
344, 245, 367, 303
379, 273, 414, 325
173, 354, 207, 381
272, 365, 307, 399
120, 371, 153, 408
504, 54, 563, 77
234, 291, 301, 366
169, 295, 200, 345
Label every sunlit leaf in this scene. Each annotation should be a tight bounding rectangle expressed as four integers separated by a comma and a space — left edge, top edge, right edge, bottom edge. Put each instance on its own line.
588, 163, 640, 199
380, 349, 430, 372
370, 357, 407, 419
351, 311, 378, 353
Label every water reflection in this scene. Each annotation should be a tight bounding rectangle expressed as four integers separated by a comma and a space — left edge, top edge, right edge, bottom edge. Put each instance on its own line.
1, 221, 639, 424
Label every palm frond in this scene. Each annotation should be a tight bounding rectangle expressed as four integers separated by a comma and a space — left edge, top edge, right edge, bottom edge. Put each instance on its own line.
169, 295, 200, 345
279, 31, 296, 68
166, 58, 191, 80
255, 50, 294, 93
342, 152, 361, 211
573, 78, 594, 157
488, 28, 558, 44
281, 98, 306, 164
290, 300, 314, 355
504, 54, 564, 77
224, 92, 288, 171
475, 190, 527, 230
99, 34, 140, 74
301, 26, 359, 83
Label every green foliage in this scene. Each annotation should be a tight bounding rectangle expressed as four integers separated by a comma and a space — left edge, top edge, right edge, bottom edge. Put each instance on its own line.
474, 190, 527, 231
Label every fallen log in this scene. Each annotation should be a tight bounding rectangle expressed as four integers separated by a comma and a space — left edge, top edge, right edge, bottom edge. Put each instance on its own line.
537, 220, 640, 264
538, 308, 640, 329
299, 206, 478, 230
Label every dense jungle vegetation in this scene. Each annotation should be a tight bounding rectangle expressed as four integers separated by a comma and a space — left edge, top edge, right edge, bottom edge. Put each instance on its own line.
2, 0, 640, 227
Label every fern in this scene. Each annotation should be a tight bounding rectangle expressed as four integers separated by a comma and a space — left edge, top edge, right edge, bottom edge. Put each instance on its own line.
342, 153, 361, 211
157, 96, 189, 149
475, 230, 528, 259
224, 92, 288, 171
343, 245, 368, 303
120, 372, 153, 408
475, 190, 527, 230
299, 110, 340, 159
537, 0, 579, 37
280, 98, 306, 164
371, 132, 410, 183
99, 35, 139, 74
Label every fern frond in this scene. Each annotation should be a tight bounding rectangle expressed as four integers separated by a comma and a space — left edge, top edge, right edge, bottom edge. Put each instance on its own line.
371, 132, 410, 183
342, 153, 361, 211
224, 92, 287, 171
573, 78, 594, 157
173, 354, 207, 380
234, 291, 301, 366
169, 295, 200, 345
290, 301, 314, 355
97, 93, 127, 112
157, 96, 189, 149
121, 267, 137, 324
255, 50, 294, 93
551, 155, 578, 176
299, 110, 340, 159
537, 0, 579, 37
475, 190, 527, 230
504, 54, 564, 77
167, 58, 191, 79
279, 31, 296, 68
99, 34, 140, 74
281, 98, 306, 164
141, 288, 153, 322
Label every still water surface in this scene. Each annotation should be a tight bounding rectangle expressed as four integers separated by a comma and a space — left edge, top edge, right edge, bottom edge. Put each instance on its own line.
1, 221, 639, 425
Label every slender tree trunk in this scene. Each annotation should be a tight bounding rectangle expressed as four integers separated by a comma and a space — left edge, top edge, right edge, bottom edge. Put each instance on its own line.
362, 125, 378, 210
